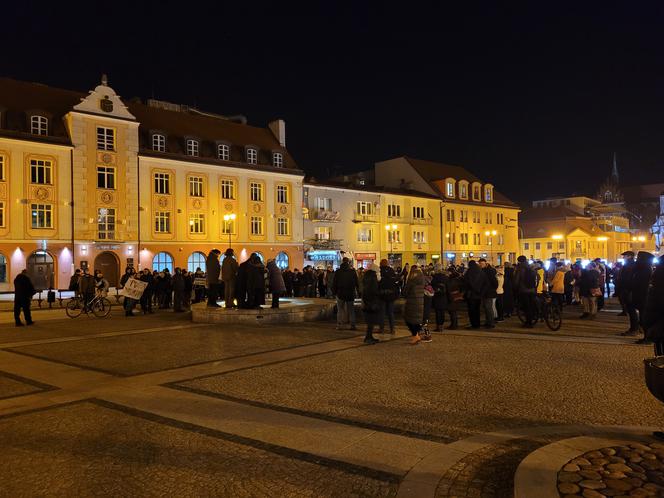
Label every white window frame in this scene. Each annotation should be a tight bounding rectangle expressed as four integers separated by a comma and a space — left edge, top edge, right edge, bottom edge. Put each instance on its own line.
0, 155, 4, 180
221, 217, 236, 235
30, 159, 52, 185
387, 204, 401, 218
189, 213, 205, 234
152, 134, 166, 152
246, 148, 258, 165
250, 216, 264, 235
315, 226, 332, 240
31, 203, 53, 228
459, 181, 469, 199
97, 207, 116, 240
357, 227, 373, 243
31, 115, 48, 135
154, 172, 171, 194
413, 230, 426, 243
315, 197, 332, 211
220, 179, 235, 199
446, 181, 455, 198
277, 185, 289, 204
485, 186, 494, 203
186, 139, 199, 157
96, 166, 116, 189
272, 152, 283, 168
96, 126, 115, 151
218, 143, 230, 161
387, 230, 401, 243
356, 201, 373, 216
154, 211, 171, 233
277, 217, 290, 236
412, 206, 425, 219
188, 176, 204, 197
250, 182, 264, 202
0, 201, 5, 228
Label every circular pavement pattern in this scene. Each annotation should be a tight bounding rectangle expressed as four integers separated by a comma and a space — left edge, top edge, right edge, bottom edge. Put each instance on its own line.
557, 442, 664, 497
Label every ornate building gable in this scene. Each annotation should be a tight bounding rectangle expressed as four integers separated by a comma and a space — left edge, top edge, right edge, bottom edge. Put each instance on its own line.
73, 75, 136, 121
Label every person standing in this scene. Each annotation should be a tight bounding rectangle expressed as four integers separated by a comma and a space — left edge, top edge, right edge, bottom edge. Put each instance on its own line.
633, 251, 655, 343
495, 265, 505, 322
267, 259, 286, 308
14, 269, 35, 327
206, 249, 222, 308
68, 269, 81, 297
579, 262, 600, 319
378, 259, 399, 334
644, 262, 664, 354
479, 259, 497, 328
246, 253, 265, 309
80, 268, 96, 311
513, 256, 538, 328
550, 262, 566, 309
464, 260, 488, 329
445, 268, 463, 329
502, 261, 515, 318
139, 268, 154, 314
431, 264, 448, 331
360, 263, 381, 344
403, 265, 427, 344
172, 268, 186, 312
619, 251, 639, 335
221, 248, 238, 308
332, 257, 358, 330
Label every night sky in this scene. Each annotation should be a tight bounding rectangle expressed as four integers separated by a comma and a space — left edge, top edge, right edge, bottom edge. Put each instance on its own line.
4, 2, 664, 202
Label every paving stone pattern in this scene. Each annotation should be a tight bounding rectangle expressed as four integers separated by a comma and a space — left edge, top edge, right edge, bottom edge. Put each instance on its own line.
557, 442, 664, 497
0, 402, 398, 498
0, 372, 45, 400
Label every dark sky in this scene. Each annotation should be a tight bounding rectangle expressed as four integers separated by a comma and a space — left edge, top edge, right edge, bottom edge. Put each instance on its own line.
4, 1, 664, 202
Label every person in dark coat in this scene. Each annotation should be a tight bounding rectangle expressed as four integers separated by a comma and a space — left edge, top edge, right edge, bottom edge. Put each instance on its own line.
578, 263, 600, 319
361, 263, 381, 344
403, 265, 426, 344
644, 263, 664, 354
14, 269, 35, 327
283, 269, 294, 297
464, 260, 488, 329
563, 265, 575, 306
430, 265, 448, 332
172, 268, 186, 312
267, 260, 286, 308
332, 257, 359, 330
206, 249, 222, 307
479, 259, 497, 328
445, 268, 463, 329
68, 269, 81, 296
513, 256, 537, 328
139, 268, 154, 314
634, 251, 655, 343
378, 259, 399, 334
246, 253, 265, 309
502, 262, 515, 317
619, 251, 639, 335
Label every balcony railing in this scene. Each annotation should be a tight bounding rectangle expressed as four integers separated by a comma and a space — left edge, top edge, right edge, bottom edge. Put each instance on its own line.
309, 209, 341, 222
411, 216, 433, 225
305, 238, 343, 250
352, 212, 379, 223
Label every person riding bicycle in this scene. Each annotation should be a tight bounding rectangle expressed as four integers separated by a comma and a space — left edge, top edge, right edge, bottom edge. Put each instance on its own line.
95, 272, 110, 297
79, 268, 96, 311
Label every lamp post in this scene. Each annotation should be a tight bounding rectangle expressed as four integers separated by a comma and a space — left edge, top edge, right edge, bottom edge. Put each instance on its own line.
223, 213, 236, 250
485, 230, 497, 263
385, 223, 397, 261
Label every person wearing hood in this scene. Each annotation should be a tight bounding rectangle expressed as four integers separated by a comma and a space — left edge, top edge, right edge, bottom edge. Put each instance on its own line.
94, 272, 110, 297
360, 263, 381, 344
403, 265, 427, 344
246, 253, 265, 309
267, 259, 286, 308
464, 260, 489, 329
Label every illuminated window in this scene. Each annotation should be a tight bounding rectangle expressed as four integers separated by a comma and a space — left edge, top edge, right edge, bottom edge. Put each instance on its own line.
250, 216, 264, 235
413, 230, 426, 243
96, 127, 115, 151
154, 211, 171, 233
0, 155, 4, 180
246, 148, 258, 165
187, 252, 206, 273
152, 252, 173, 272
31, 204, 53, 228
315, 197, 332, 210
459, 181, 469, 199
189, 213, 205, 234
472, 183, 482, 201
315, 226, 331, 240
0, 202, 5, 227
272, 152, 283, 168
152, 134, 166, 152
97, 166, 115, 189
446, 181, 455, 198
277, 217, 290, 236
97, 208, 115, 239
220, 179, 235, 199
221, 217, 236, 234
213, 144, 229, 161
485, 185, 494, 203
188, 176, 204, 197
31, 115, 48, 135
277, 184, 289, 204
275, 252, 289, 270
357, 227, 373, 242
387, 230, 401, 243
356, 201, 373, 216
153, 172, 170, 194
186, 139, 199, 157
30, 159, 52, 184
250, 182, 264, 202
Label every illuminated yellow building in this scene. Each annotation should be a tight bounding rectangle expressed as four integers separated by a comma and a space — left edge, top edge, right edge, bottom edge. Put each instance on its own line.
0, 77, 303, 289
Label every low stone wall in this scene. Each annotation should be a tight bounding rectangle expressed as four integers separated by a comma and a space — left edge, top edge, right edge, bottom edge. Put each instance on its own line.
191, 299, 337, 325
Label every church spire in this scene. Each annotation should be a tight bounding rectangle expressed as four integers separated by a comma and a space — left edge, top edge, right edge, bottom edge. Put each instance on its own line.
611, 152, 619, 184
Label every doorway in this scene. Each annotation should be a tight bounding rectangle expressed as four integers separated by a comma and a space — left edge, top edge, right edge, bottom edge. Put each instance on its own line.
94, 251, 120, 287
26, 250, 54, 290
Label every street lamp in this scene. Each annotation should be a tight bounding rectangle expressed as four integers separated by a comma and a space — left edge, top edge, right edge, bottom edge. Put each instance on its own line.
223, 213, 236, 249
385, 223, 397, 258
485, 230, 497, 263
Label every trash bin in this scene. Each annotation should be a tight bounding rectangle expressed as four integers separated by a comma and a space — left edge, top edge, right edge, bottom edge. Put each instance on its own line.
644, 357, 664, 404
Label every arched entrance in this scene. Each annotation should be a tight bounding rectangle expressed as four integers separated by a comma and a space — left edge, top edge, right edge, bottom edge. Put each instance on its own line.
94, 251, 120, 287
26, 250, 54, 291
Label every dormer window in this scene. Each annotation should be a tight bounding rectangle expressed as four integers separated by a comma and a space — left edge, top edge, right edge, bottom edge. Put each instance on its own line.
484, 184, 494, 203
272, 152, 283, 168
186, 139, 199, 157
246, 147, 258, 165
152, 134, 166, 152
31, 115, 48, 135
472, 182, 482, 201
218, 143, 230, 161
459, 180, 469, 200
445, 178, 456, 198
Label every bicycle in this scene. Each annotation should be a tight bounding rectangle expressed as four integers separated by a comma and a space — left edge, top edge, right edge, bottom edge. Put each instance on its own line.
65, 293, 112, 318
516, 291, 562, 331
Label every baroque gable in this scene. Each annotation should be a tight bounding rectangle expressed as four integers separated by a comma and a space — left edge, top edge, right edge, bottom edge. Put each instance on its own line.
73, 75, 135, 120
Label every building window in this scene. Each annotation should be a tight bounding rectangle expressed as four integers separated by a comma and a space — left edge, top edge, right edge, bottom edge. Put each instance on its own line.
246, 148, 258, 165
96, 127, 115, 151
275, 251, 289, 270
497, 213, 504, 224
218, 144, 230, 161
154, 211, 171, 233
189, 213, 205, 234
96, 166, 115, 189
485, 212, 492, 224
250, 182, 264, 202
250, 216, 264, 235
30, 159, 52, 184
220, 179, 235, 199
357, 227, 373, 242
97, 208, 115, 240
154, 172, 170, 194
31, 115, 48, 135
152, 134, 166, 152
186, 139, 199, 157
485, 186, 493, 203
472, 211, 480, 223
387, 204, 401, 218
277, 185, 289, 204
315, 226, 331, 240
498, 234, 504, 245
459, 182, 468, 199
0, 202, 5, 227
446, 209, 455, 222
152, 252, 173, 272
559, 242, 565, 250
413, 206, 425, 219
188, 176, 204, 197
0, 155, 4, 180
272, 152, 283, 168
524, 242, 530, 250
387, 230, 401, 243
535, 242, 541, 250
472, 184, 481, 201
221, 217, 235, 235
473, 233, 481, 245
547, 242, 553, 250
446, 181, 455, 198
31, 203, 53, 228
413, 230, 425, 243
187, 252, 206, 273
356, 201, 373, 216
460, 233, 469, 245
277, 217, 290, 236
460, 210, 468, 222
315, 197, 332, 211
0, 253, 6, 283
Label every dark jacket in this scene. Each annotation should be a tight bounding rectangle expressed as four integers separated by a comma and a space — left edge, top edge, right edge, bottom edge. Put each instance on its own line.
403, 269, 424, 324
361, 269, 381, 325
247, 261, 265, 290
332, 263, 358, 301
14, 272, 35, 301
172, 273, 185, 293
222, 257, 238, 282
633, 252, 654, 309
578, 268, 599, 297
644, 265, 664, 341
464, 263, 489, 300
513, 261, 537, 294
206, 253, 221, 285
483, 266, 498, 299
502, 266, 515, 309
431, 273, 448, 310
267, 261, 286, 293
378, 265, 399, 302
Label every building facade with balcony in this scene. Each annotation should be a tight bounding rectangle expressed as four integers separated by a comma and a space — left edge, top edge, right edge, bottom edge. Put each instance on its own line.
0, 77, 303, 289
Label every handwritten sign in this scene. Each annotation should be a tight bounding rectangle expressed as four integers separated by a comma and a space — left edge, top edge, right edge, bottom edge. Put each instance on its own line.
193, 278, 207, 287
118, 279, 147, 300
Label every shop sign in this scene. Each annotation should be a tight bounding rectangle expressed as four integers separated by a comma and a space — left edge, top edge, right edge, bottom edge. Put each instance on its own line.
96, 244, 121, 250
354, 253, 376, 260
307, 250, 339, 261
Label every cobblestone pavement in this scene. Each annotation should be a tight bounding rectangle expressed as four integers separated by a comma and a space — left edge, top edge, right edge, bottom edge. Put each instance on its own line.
0, 371, 53, 400
0, 401, 397, 498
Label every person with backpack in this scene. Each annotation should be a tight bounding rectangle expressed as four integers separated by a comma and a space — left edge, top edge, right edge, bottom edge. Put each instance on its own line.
479, 258, 498, 329
378, 259, 399, 334
513, 255, 537, 328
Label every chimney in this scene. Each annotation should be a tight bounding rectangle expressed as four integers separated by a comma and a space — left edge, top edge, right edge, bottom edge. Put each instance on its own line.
268, 119, 286, 147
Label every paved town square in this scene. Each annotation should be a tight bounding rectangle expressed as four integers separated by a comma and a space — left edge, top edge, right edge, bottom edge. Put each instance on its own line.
1, 300, 663, 497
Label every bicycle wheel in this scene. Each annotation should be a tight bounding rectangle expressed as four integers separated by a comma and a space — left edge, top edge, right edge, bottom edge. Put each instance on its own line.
92, 297, 112, 318
545, 304, 562, 331
65, 298, 83, 318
